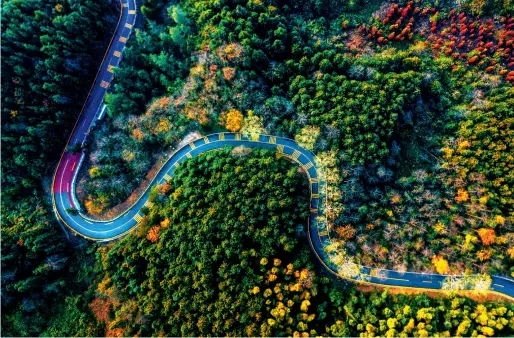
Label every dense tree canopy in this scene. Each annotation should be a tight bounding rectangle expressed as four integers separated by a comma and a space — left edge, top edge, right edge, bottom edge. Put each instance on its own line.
78, 0, 514, 276
3, 0, 514, 336
1, 0, 117, 334
1, 199, 71, 335
90, 150, 514, 337
93, 149, 310, 336
1, 0, 117, 200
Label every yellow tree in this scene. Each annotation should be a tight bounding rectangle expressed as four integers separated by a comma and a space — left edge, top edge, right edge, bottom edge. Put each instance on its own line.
432, 255, 450, 274
294, 125, 320, 151
241, 110, 265, 136
225, 109, 243, 132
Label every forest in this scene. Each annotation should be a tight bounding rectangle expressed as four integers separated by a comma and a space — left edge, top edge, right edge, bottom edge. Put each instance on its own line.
1, 0, 118, 335
73, 149, 514, 337
2, 0, 514, 336
76, 0, 514, 275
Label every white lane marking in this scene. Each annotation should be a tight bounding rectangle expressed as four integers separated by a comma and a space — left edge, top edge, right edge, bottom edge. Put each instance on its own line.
97, 104, 107, 120
64, 209, 137, 235
496, 276, 514, 282
375, 269, 458, 278
380, 277, 409, 282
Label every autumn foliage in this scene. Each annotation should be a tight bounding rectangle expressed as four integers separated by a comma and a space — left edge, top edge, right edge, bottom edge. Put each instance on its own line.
218, 42, 245, 63
225, 108, 243, 132
85, 198, 105, 215
432, 255, 450, 274
147, 225, 161, 243
477, 228, 496, 246
159, 182, 172, 194
362, 3, 514, 83
335, 225, 356, 240
160, 217, 170, 228
131, 128, 144, 141
89, 298, 111, 323
222, 67, 236, 81
361, 2, 420, 43
426, 14, 514, 84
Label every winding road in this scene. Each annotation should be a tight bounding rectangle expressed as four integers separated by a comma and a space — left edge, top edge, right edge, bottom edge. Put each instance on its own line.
52, 0, 514, 302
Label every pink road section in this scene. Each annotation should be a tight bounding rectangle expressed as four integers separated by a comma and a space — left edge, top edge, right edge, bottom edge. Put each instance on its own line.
53, 152, 83, 208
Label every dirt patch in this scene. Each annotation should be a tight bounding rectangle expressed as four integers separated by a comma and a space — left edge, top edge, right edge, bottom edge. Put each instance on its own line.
176, 131, 202, 148
356, 284, 513, 303
231, 145, 252, 157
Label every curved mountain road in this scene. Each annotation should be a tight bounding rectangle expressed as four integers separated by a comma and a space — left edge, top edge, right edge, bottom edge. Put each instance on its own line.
52, 0, 514, 302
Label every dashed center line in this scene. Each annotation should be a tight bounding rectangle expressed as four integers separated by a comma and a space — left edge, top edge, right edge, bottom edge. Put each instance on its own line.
382, 277, 409, 282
